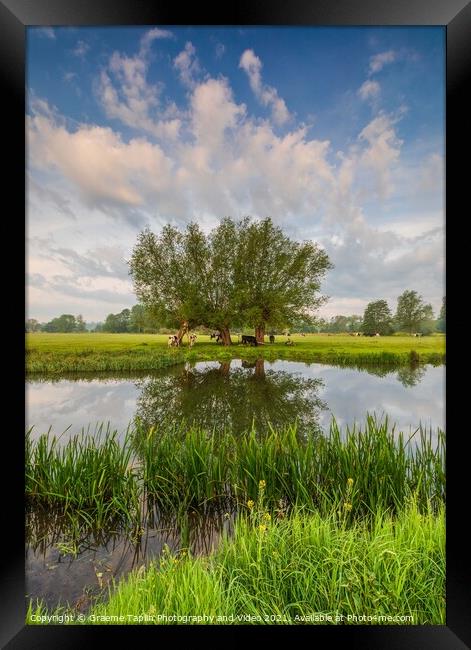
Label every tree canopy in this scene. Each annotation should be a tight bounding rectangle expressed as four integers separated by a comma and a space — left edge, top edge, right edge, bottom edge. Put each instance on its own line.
234, 218, 332, 342
361, 300, 393, 335
40, 314, 85, 333
395, 290, 434, 335
129, 217, 332, 345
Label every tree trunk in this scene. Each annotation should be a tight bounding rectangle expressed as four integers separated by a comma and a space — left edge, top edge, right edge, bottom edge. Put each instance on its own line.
254, 357, 265, 378
219, 326, 232, 346
177, 320, 189, 344
255, 324, 265, 344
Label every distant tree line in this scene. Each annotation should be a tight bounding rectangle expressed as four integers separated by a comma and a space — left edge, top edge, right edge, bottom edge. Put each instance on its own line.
25, 305, 161, 334
26, 314, 86, 333
94, 305, 159, 333
305, 292, 445, 336
26, 290, 446, 339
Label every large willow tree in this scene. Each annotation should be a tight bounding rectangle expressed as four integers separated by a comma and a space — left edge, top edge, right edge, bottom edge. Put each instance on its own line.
129, 217, 332, 345
235, 218, 332, 342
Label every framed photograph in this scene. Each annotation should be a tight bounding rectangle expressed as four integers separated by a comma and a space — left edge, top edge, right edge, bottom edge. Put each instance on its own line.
2, 0, 468, 647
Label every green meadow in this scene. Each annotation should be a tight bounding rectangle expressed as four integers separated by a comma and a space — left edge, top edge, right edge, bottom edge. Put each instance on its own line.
26, 332, 445, 374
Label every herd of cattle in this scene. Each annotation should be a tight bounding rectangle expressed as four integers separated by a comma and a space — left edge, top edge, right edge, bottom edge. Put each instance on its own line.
168, 331, 423, 347
168, 332, 281, 347
168, 333, 197, 347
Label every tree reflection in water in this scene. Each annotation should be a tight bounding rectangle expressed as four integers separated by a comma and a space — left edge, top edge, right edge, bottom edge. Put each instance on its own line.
133, 358, 327, 437
395, 364, 427, 387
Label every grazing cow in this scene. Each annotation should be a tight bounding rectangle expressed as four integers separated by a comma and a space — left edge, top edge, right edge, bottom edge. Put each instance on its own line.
241, 334, 258, 346
285, 339, 294, 346
375, 332, 380, 337
269, 334, 275, 343
168, 334, 179, 347
210, 332, 218, 340
189, 333, 197, 348
413, 333, 423, 337
301, 332, 306, 337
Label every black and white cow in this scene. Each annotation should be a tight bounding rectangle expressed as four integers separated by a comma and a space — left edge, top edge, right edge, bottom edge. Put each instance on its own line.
241, 335, 257, 346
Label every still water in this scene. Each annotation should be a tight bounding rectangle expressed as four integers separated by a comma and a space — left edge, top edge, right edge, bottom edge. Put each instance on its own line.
26, 359, 444, 610
26, 359, 444, 440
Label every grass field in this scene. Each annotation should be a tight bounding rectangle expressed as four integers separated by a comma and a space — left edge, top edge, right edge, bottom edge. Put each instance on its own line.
26, 332, 445, 374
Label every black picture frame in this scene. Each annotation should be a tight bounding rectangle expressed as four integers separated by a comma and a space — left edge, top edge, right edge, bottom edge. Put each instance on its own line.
2, 0, 467, 647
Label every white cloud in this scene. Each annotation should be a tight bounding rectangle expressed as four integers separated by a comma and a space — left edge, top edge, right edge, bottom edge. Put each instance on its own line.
369, 50, 396, 74
28, 105, 174, 211
73, 40, 90, 59
36, 27, 55, 40
356, 112, 403, 199
173, 42, 202, 89
140, 27, 175, 51
239, 49, 291, 126
97, 29, 181, 140
28, 58, 443, 321
358, 79, 380, 101
63, 72, 77, 82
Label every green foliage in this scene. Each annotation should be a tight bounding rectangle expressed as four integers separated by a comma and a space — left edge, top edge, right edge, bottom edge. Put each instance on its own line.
26, 427, 140, 530
26, 417, 445, 519
234, 217, 332, 332
41, 314, 86, 333
361, 300, 393, 335
322, 314, 363, 333
129, 224, 210, 331
26, 318, 41, 332
102, 308, 131, 333
129, 218, 332, 342
395, 290, 434, 335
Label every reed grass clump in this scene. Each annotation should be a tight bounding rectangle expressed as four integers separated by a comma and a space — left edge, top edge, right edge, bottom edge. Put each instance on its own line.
26, 416, 445, 520
140, 416, 445, 515
26, 427, 139, 528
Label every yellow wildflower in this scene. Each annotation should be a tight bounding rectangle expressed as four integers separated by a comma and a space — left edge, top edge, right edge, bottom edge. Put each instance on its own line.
343, 502, 352, 512
247, 500, 255, 510
347, 478, 354, 488
259, 480, 266, 490
263, 512, 271, 521
259, 524, 267, 532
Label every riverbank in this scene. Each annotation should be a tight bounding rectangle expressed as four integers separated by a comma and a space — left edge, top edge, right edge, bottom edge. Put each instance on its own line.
26, 333, 446, 374
27, 501, 445, 625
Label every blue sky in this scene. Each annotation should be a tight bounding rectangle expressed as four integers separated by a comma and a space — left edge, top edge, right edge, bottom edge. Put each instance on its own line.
27, 26, 445, 321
